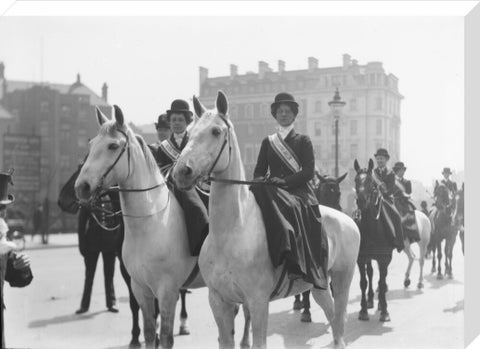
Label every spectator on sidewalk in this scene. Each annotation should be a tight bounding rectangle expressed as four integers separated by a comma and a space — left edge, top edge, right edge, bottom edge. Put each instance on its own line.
0, 171, 33, 348
75, 191, 119, 314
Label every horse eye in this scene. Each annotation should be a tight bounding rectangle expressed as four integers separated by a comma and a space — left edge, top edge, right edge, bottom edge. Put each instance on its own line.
212, 128, 221, 137
108, 143, 120, 150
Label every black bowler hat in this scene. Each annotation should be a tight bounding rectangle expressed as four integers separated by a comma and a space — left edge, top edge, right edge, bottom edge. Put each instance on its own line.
270, 92, 299, 117
166, 99, 193, 123
0, 170, 15, 205
155, 113, 170, 129
374, 148, 390, 160
393, 162, 406, 172
442, 167, 452, 175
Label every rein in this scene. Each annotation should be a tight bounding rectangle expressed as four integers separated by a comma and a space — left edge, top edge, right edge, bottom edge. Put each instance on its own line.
83, 127, 166, 231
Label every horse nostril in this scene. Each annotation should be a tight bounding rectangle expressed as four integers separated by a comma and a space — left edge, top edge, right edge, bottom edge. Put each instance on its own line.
77, 182, 91, 199
182, 165, 192, 176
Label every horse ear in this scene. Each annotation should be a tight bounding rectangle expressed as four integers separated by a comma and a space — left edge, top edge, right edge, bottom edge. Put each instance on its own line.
193, 95, 206, 118
216, 90, 229, 117
368, 159, 374, 173
353, 159, 360, 173
95, 106, 108, 126
338, 172, 348, 183
317, 174, 326, 183
114, 105, 124, 127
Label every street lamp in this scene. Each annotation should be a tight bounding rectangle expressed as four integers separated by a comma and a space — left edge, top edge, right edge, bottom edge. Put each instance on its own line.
328, 88, 346, 178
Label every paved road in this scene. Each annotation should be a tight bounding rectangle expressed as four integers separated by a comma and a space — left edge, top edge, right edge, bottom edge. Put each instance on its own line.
4, 234, 463, 349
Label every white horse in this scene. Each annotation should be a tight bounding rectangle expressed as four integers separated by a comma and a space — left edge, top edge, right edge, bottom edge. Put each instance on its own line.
172, 91, 360, 349
74, 106, 249, 349
402, 210, 431, 289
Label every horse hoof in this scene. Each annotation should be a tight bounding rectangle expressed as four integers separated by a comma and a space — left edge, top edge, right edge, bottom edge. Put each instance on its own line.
417, 282, 424, 289
179, 326, 190, 335
301, 312, 312, 323
293, 300, 303, 310
380, 312, 391, 322
404, 279, 411, 288
358, 310, 369, 321
129, 339, 141, 349
367, 299, 374, 309
437, 274, 444, 280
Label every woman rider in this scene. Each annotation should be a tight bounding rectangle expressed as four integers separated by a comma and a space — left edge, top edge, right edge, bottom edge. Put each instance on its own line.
250, 92, 328, 290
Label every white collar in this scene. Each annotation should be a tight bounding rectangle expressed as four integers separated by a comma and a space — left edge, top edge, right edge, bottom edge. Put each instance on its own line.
277, 123, 295, 140
173, 131, 186, 141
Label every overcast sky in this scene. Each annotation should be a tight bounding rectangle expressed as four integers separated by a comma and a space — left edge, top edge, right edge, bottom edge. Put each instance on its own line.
0, 16, 463, 185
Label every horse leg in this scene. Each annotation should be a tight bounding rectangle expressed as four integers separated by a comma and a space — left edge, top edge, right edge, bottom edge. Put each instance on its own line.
293, 294, 303, 310
403, 240, 414, 288
329, 266, 356, 349
418, 238, 428, 289
178, 290, 190, 335
437, 240, 443, 280
157, 288, 178, 349
119, 258, 141, 348
209, 289, 236, 349
131, 281, 157, 349
366, 260, 374, 309
377, 254, 392, 322
247, 298, 269, 349
301, 290, 312, 323
357, 259, 369, 320
240, 304, 251, 349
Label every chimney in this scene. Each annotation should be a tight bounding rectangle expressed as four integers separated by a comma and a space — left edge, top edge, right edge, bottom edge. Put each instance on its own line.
230, 64, 238, 79
0, 62, 4, 79
308, 57, 318, 72
76, 73, 81, 84
278, 60, 285, 74
102, 82, 108, 102
258, 61, 270, 79
343, 54, 351, 69
199, 66, 209, 86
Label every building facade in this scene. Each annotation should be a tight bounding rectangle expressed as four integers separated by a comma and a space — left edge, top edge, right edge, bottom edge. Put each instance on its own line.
0, 62, 111, 232
198, 54, 403, 212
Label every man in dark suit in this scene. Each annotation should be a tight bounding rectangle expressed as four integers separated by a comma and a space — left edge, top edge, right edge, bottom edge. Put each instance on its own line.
392, 162, 419, 243
435, 167, 457, 200
148, 113, 171, 166
76, 192, 119, 314
373, 148, 405, 251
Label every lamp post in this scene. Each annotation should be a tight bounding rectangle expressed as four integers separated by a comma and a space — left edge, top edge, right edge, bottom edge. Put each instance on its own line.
328, 88, 346, 177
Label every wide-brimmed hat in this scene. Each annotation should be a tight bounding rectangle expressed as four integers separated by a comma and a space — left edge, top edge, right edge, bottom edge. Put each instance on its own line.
393, 161, 406, 172
442, 167, 452, 175
270, 92, 299, 117
374, 148, 390, 160
166, 99, 193, 123
0, 171, 14, 205
155, 113, 170, 129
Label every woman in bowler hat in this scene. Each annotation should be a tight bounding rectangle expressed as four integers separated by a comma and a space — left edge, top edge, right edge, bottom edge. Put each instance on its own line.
251, 92, 328, 289
0, 170, 33, 348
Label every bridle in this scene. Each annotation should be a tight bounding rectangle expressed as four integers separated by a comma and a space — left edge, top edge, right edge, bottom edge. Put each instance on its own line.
83, 127, 166, 231
355, 171, 381, 221
203, 114, 276, 186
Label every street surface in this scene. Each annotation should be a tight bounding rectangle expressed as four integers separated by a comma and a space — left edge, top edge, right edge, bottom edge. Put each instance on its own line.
5, 233, 463, 349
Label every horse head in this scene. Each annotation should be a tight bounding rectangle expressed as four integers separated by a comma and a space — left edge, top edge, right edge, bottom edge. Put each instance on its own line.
434, 182, 451, 211
75, 105, 154, 204
353, 159, 377, 212
173, 91, 233, 190
316, 172, 347, 209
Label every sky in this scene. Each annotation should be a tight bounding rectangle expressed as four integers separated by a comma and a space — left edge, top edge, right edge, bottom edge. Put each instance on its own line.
0, 16, 464, 185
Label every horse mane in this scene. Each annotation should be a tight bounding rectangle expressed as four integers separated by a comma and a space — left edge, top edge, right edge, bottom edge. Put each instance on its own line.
99, 121, 161, 178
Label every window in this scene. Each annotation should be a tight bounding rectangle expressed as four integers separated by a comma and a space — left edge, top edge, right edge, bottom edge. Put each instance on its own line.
61, 105, 71, 117
350, 120, 357, 136
260, 103, 269, 118
314, 122, 322, 136
244, 144, 255, 165
350, 144, 358, 158
247, 123, 255, 136
375, 97, 382, 110
331, 123, 339, 136
245, 104, 253, 118
40, 101, 49, 113
370, 74, 376, 85
349, 98, 357, 111
314, 144, 322, 159
39, 121, 49, 137
315, 101, 322, 113
376, 119, 382, 135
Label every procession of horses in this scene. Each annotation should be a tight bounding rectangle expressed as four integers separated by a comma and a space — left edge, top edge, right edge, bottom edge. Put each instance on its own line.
72, 91, 464, 349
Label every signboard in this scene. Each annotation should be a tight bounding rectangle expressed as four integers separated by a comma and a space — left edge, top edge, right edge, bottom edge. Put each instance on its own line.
3, 133, 41, 191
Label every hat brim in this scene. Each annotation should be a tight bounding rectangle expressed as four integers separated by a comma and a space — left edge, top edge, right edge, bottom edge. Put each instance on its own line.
154, 123, 170, 129
442, 171, 452, 175
166, 110, 193, 117
393, 167, 406, 171
271, 100, 299, 109
0, 194, 15, 205
374, 154, 390, 159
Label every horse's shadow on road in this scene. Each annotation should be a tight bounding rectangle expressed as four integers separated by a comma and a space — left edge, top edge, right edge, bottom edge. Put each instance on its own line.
344, 310, 393, 346
28, 310, 104, 328
348, 287, 422, 306
424, 273, 463, 290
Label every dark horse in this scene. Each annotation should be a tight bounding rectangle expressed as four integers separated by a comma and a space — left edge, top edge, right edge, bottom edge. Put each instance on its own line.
293, 171, 349, 322
353, 159, 395, 322
429, 182, 458, 279
454, 183, 464, 255
59, 166, 191, 348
